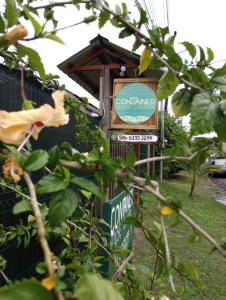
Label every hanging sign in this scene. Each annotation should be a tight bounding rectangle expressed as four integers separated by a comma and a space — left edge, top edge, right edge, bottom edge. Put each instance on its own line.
111, 132, 158, 143
112, 79, 158, 130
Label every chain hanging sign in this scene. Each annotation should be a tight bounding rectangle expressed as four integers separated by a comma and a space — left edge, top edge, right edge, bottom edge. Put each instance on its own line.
111, 78, 158, 130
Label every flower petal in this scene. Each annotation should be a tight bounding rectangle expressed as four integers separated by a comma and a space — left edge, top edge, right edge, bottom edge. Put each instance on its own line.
0, 91, 69, 145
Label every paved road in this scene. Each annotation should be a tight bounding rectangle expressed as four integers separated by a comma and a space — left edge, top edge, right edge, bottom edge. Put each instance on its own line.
210, 176, 226, 205
211, 177, 226, 191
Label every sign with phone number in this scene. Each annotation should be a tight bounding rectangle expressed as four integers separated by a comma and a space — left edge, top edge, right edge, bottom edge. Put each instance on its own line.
111, 134, 158, 143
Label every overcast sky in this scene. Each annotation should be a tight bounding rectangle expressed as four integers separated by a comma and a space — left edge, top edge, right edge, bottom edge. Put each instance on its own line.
26, 0, 226, 108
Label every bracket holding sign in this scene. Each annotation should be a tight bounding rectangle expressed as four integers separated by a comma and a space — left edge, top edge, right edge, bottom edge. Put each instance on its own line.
111, 78, 158, 130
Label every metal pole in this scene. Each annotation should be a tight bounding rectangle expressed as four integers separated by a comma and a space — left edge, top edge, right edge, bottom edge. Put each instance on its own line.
160, 100, 165, 182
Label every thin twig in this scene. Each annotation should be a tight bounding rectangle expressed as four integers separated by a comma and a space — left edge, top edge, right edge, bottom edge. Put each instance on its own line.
23, 172, 55, 276
23, 172, 65, 300
0, 269, 12, 285
32, 0, 89, 10
112, 251, 134, 280
156, 183, 176, 295
134, 153, 196, 167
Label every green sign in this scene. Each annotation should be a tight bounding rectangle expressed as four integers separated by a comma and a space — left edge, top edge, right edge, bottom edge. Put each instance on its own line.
102, 189, 134, 276
115, 83, 157, 124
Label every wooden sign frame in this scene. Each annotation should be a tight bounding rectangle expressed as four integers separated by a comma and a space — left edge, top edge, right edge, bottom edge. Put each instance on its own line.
111, 78, 158, 130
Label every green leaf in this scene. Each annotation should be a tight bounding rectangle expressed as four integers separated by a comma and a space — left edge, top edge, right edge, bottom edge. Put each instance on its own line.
126, 151, 137, 168
198, 45, 205, 62
17, 44, 46, 82
172, 88, 193, 117
49, 188, 79, 228
156, 71, 179, 100
0, 280, 54, 300
211, 63, 226, 86
24, 150, 49, 171
71, 176, 104, 200
46, 33, 64, 45
74, 273, 124, 300
119, 28, 133, 39
191, 91, 217, 133
48, 146, 60, 167
138, 47, 152, 74
207, 47, 214, 63
190, 68, 209, 87
182, 41, 196, 58
5, 0, 19, 27
5, 145, 25, 167
84, 15, 97, 24
23, 8, 42, 35
36, 174, 68, 194
98, 11, 110, 29
0, 15, 5, 33
13, 200, 32, 215
123, 216, 142, 228
179, 262, 202, 287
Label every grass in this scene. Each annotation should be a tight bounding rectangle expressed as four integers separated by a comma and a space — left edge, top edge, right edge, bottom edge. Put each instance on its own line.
134, 172, 226, 300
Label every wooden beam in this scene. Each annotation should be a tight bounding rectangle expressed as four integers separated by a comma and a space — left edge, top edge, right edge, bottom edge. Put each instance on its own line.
69, 63, 137, 72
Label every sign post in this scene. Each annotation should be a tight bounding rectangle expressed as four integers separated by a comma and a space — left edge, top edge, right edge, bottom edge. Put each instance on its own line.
102, 189, 134, 276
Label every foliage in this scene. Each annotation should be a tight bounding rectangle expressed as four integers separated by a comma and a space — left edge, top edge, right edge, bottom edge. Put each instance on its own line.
0, 1, 226, 299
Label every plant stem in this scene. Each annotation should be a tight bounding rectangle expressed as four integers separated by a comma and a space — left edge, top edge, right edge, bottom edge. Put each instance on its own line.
112, 251, 134, 280
23, 172, 54, 276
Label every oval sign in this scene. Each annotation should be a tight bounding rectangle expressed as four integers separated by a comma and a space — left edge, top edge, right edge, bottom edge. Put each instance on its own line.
115, 83, 157, 125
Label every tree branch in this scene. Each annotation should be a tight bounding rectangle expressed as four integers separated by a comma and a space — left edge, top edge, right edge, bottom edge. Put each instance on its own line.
32, 1, 89, 10
134, 176, 226, 258
112, 251, 134, 280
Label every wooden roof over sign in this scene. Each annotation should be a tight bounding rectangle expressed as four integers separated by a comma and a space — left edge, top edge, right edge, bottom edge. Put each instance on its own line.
58, 35, 162, 100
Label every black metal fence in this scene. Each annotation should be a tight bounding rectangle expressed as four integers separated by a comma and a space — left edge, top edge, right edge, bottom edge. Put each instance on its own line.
0, 64, 99, 284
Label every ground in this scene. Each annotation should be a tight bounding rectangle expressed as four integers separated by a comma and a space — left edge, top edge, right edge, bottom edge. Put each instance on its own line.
134, 172, 226, 300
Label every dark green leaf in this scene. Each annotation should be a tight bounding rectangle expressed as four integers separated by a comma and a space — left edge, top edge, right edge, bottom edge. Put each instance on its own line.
84, 15, 97, 24
5, 145, 25, 167
71, 176, 104, 200
166, 47, 182, 70
24, 150, 49, 171
0, 15, 5, 33
0, 280, 54, 300
48, 146, 60, 167
191, 91, 217, 133
13, 200, 32, 214
156, 71, 179, 100
211, 63, 226, 87
98, 11, 110, 29
138, 47, 151, 74
138, 7, 148, 28
49, 188, 79, 227
190, 68, 209, 87
207, 47, 214, 63
17, 44, 46, 82
172, 88, 193, 117
119, 28, 133, 39
36, 174, 68, 194
132, 39, 142, 52
5, 0, 19, 27
182, 41, 196, 58
123, 216, 142, 228
74, 273, 124, 300
198, 45, 205, 62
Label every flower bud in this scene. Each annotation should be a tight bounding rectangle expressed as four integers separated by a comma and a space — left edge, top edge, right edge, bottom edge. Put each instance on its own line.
5, 25, 28, 44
